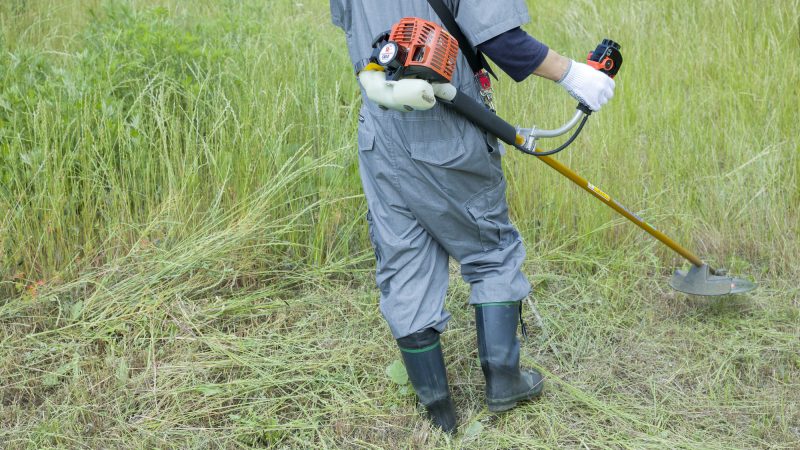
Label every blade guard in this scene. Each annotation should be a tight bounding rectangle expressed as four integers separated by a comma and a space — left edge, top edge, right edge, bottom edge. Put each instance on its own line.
669, 264, 756, 296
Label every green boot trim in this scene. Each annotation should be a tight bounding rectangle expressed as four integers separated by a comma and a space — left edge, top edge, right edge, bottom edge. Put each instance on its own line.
474, 301, 521, 308
399, 341, 440, 354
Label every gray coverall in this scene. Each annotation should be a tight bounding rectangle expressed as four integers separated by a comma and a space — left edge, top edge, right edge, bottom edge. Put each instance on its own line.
331, 0, 533, 339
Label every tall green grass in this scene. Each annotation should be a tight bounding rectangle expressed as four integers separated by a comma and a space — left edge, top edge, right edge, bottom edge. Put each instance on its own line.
1, 0, 798, 448
1, 0, 364, 289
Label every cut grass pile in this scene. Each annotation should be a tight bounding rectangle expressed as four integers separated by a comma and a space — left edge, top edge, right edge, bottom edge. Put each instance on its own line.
1, 0, 798, 448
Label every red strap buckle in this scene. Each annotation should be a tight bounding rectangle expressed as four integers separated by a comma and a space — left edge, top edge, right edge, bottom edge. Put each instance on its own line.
476, 70, 492, 90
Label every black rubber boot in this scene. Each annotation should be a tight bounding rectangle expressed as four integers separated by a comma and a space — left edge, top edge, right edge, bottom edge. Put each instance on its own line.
396, 328, 457, 433
475, 302, 544, 412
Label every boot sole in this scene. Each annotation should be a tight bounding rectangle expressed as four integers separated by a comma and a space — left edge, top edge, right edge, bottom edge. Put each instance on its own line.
487, 384, 543, 412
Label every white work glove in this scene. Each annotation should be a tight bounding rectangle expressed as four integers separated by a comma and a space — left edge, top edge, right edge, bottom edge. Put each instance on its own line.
557, 60, 615, 111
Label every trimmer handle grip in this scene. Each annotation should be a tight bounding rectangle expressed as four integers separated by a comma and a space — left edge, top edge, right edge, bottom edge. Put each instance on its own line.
587, 38, 622, 78
575, 38, 623, 114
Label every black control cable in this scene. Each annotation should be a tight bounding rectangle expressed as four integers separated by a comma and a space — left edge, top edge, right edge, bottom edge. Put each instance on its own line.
515, 104, 593, 157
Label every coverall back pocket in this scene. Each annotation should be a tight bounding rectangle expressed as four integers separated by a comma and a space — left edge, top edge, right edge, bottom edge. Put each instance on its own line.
409, 138, 465, 165
398, 114, 465, 166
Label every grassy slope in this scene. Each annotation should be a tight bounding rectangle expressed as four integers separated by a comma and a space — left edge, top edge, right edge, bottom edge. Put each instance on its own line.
1, 0, 798, 448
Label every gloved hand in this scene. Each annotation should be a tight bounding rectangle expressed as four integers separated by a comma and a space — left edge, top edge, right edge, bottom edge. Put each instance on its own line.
557, 60, 615, 111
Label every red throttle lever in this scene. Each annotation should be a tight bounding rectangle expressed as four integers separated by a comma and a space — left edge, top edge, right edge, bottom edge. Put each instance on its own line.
587, 39, 623, 78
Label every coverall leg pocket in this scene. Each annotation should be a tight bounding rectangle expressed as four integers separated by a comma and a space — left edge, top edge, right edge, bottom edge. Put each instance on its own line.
465, 179, 515, 252
365, 209, 382, 264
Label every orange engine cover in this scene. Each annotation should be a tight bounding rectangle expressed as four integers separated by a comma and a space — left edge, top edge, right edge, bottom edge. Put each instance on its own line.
389, 17, 459, 83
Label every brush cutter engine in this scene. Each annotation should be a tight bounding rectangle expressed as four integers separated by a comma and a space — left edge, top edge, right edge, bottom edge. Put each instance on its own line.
370, 17, 459, 83
356, 18, 459, 112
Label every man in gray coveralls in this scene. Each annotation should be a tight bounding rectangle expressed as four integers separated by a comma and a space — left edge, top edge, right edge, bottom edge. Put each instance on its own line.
330, 0, 615, 433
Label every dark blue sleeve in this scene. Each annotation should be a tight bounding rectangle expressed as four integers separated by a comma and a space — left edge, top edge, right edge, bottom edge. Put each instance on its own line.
477, 27, 549, 82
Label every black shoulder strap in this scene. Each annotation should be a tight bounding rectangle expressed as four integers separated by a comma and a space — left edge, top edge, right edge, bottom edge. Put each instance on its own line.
426, 0, 497, 78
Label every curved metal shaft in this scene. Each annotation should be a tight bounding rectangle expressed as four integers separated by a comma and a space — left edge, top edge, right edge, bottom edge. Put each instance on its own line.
518, 110, 585, 139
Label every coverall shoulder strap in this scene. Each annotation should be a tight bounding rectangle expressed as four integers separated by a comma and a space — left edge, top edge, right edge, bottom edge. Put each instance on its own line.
426, 0, 497, 78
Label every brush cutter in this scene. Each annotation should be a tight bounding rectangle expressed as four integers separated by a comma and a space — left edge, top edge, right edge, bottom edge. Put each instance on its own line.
358, 18, 756, 296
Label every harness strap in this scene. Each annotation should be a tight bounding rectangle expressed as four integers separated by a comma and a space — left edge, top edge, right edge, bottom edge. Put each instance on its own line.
426, 0, 497, 79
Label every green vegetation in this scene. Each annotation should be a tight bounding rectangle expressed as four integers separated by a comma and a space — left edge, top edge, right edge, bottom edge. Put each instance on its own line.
1, 0, 798, 447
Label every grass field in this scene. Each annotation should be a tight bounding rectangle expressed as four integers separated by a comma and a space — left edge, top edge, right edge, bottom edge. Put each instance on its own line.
1, 0, 799, 448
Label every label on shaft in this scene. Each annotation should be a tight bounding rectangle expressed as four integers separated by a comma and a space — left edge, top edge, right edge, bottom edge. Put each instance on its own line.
587, 182, 611, 202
